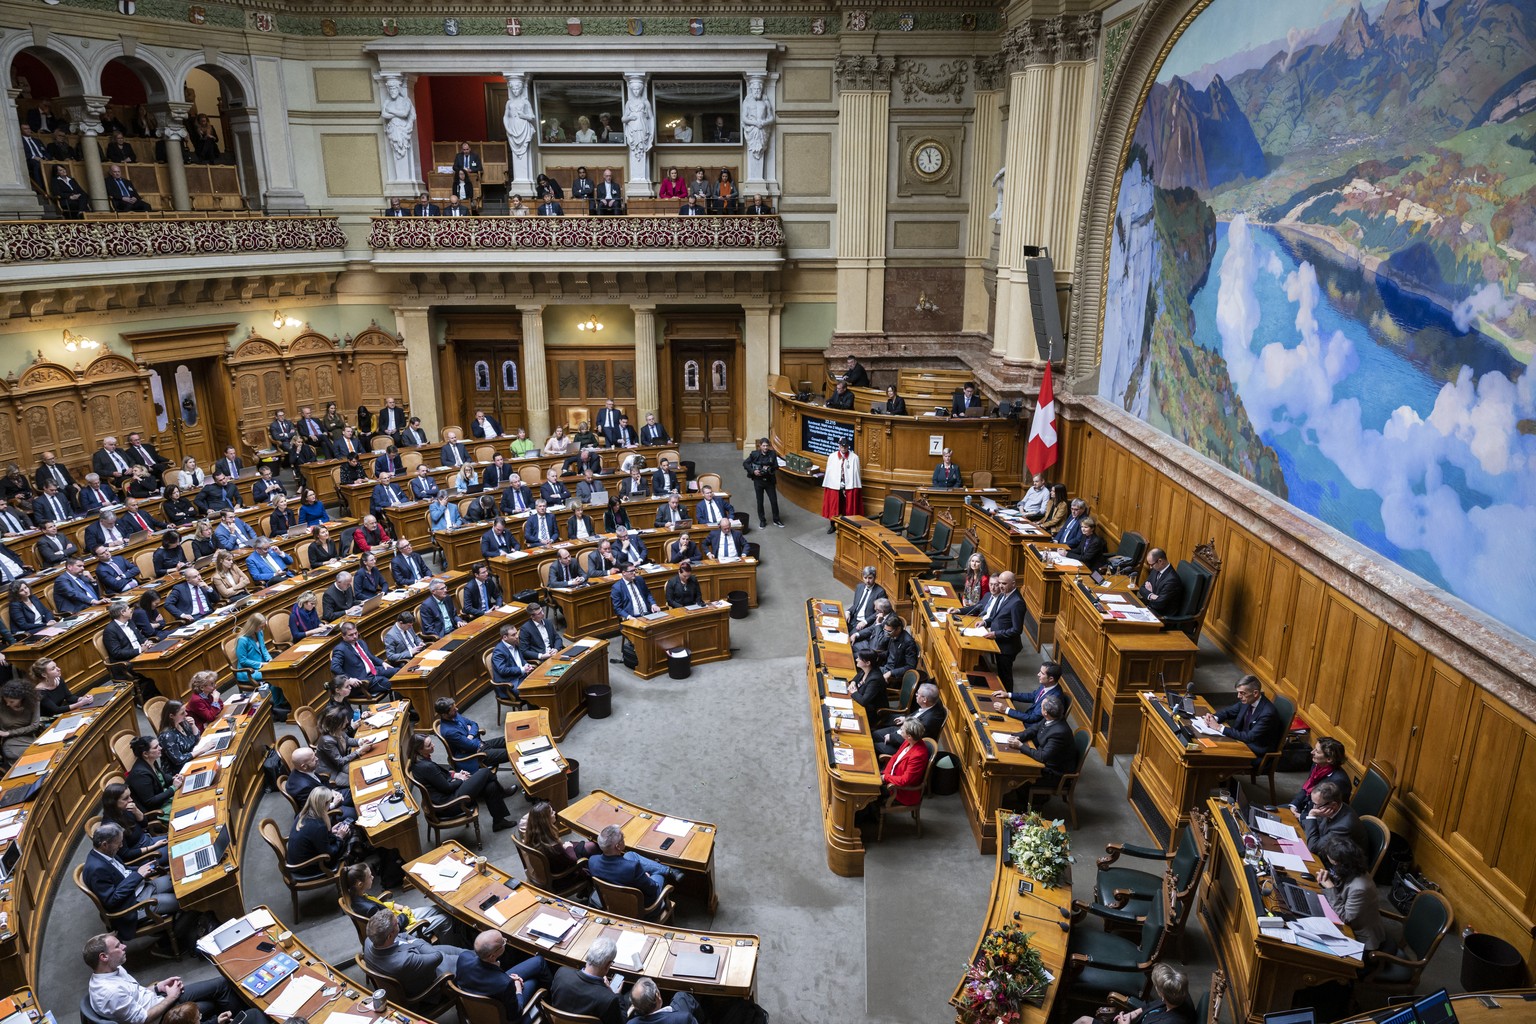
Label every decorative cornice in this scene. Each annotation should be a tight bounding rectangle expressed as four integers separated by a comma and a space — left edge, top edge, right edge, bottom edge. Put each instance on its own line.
894, 58, 970, 105
834, 54, 897, 91
973, 53, 1006, 92
1001, 11, 1100, 72
367, 214, 785, 252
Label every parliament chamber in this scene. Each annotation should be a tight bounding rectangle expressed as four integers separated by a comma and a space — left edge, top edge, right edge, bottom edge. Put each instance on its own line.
2, 0, 1534, 1022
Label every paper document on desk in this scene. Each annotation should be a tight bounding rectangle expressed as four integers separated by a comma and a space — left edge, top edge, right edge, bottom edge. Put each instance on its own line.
961, 626, 989, 638
823, 697, 854, 712
819, 628, 849, 644
1098, 593, 1129, 604
656, 816, 693, 837
614, 930, 648, 970
0, 823, 21, 844
819, 615, 841, 629
172, 804, 216, 829
1262, 850, 1309, 873
1114, 607, 1162, 623
832, 746, 855, 766
1191, 718, 1224, 737
990, 732, 1017, 747
267, 974, 325, 1019
327, 1014, 376, 1024
527, 912, 574, 942
357, 731, 389, 746
360, 761, 390, 783
410, 858, 472, 893
364, 711, 394, 728
829, 713, 860, 732
1253, 816, 1299, 842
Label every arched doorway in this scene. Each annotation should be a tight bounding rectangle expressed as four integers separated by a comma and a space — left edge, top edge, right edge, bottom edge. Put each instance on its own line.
8, 46, 85, 203
179, 63, 257, 209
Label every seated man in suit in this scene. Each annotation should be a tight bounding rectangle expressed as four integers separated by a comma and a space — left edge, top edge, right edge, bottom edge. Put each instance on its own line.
92, 437, 135, 487
874, 614, 919, 688
470, 410, 504, 440
612, 526, 648, 566
429, 492, 466, 532
678, 196, 705, 216
653, 493, 691, 530
34, 482, 76, 523
618, 468, 650, 501
627, 977, 704, 1024
329, 621, 395, 696
383, 611, 426, 665
639, 413, 671, 446
83, 823, 199, 958
951, 382, 982, 415
285, 745, 358, 818
1139, 548, 1185, 618
117, 497, 165, 537
845, 567, 887, 632
412, 193, 442, 217
246, 535, 296, 584
499, 473, 535, 515
460, 563, 503, 618
77, 473, 120, 512
549, 937, 623, 1024
418, 579, 462, 639
102, 599, 150, 662
0, 541, 35, 585
0, 496, 34, 536
522, 499, 561, 547
991, 662, 1070, 727
538, 468, 571, 508
517, 602, 564, 661
166, 567, 219, 621
593, 168, 623, 215
692, 485, 732, 528
873, 682, 946, 757
480, 455, 512, 492
392, 538, 431, 587
549, 546, 587, 588
586, 539, 621, 578
363, 910, 468, 991
252, 466, 287, 505
1200, 674, 1284, 762
705, 518, 747, 560
104, 163, 152, 211
490, 621, 531, 703
610, 564, 660, 619
1066, 517, 1108, 571
573, 468, 606, 507
999, 695, 1075, 799
440, 430, 472, 468
454, 930, 551, 1022
408, 464, 440, 501
353, 551, 389, 599
564, 445, 604, 477
92, 544, 141, 595
825, 379, 855, 410
196, 473, 240, 515
650, 457, 680, 498
1301, 780, 1369, 861
850, 598, 893, 655
36, 521, 79, 565
481, 517, 521, 558
587, 825, 681, 920
84, 510, 129, 552
55, 557, 107, 614
322, 572, 361, 620
213, 446, 245, 480
609, 415, 639, 449
435, 697, 509, 767
213, 510, 257, 551
370, 472, 408, 519
1052, 499, 1089, 546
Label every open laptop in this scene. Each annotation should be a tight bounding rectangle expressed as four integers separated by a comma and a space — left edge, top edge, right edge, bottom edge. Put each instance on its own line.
1279, 880, 1328, 918
181, 826, 231, 875
1411, 991, 1457, 1024
959, 405, 986, 418
0, 779, 43, 808
1263, 1011, 1315, 1024
181, 767, 217, 794
586, 488, 609, 506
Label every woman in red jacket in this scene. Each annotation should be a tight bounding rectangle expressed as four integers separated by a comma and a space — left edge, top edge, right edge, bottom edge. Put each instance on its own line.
880, 718, 930, 806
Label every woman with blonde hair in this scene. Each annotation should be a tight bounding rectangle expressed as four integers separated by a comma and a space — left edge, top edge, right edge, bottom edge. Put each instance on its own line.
209, 548, 250, 600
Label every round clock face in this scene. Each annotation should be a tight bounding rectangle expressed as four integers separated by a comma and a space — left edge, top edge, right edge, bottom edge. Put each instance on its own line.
915, 143, 946, 177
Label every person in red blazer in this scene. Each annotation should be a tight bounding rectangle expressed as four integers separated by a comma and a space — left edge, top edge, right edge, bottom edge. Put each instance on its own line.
880, 718, 930, 806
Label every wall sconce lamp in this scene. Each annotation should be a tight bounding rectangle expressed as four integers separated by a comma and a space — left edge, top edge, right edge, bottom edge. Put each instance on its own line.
914, 292, 941, 314
575, 315, 604, 332
63, 329, 100, 352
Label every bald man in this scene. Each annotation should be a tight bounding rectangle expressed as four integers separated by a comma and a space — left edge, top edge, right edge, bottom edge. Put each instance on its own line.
978, 570, 1025, 690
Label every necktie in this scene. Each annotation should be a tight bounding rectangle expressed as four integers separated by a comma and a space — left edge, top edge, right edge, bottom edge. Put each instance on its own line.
722, 533, 735, 558
267, 553, 281, 574
629, 584, 644, 614
110, 451, 126, 472
131, 512, 148, 532
478, 582, 487, 608
50, 496, 64, 519
192, 586, 207, 615
26, 139, 44, 159
538, 518, 548, 543
1238, 705, 1251, 731
356, 643, 376, 674
135, 446, 149, 463
513, 491, 524, 511
982, 595, 999, 624
0, 512, 17, 532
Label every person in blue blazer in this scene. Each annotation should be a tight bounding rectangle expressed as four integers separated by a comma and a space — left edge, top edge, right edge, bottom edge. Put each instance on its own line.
976, 572, 1027, 691
610, 565, 659, 619
991, 661, 1070, 726
434, 697, 509, 766
370, 472, 408, 519
588, 824, 678, 920
409, 465, 440, 501
612, 527, 648, 566
7, 581, 56, 633
354, 551, 389, 599
1201, 674, 1284, 760
1052, 500, 1088, 545
91, 545, 141, 595
429, 492, 465, 532
54, 558, 106, 614
522, 501, 560, 546
245, 536, 296, 583
454, 932, 550, 1020
490, 622, 531, 702
213, 510, 257, 550
930, 449, 963, 489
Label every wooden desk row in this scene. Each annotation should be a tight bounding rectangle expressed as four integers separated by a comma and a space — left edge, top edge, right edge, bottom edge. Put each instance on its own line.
913, 486, 1014, 534
621, 603, 734, 679
803, 598, 882, 877
559, 789, 719, 913
391, 605, 529, 723
548, 558, 757, 641
970, 507, 1052, 582
404, 840, 759, 999
831, 515, 932, 619
348, 701, 424, 864
1126, 694, 1252, 852
503, 709, 576, 812
0, 681, 135, 992
167, 693, 277, 923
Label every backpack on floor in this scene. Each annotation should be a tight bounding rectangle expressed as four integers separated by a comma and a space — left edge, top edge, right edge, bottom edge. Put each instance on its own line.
620, 637, 638, 669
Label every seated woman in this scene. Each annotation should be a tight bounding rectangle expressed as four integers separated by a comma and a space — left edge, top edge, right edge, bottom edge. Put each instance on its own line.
518, 800, 599, 876
883, 385, 908, 416
236, 612, 289, 717
542, 425, 571, 456
877, 718, 929, 810
269, 494, 296, 535
848, 650, 887, 719
343, 862, 452, 939
125, 735, 182, 819
509, 428, 536, 458
317, 705, 378, 777
352, 515, 391, 553
323, 675, 364, 729
156, 699, 202, 772
664, 531, 701, 564
287, 786, 352, 879
298, 487, 330, 526
188, 519, 218, 560
32, 657, 92, 716
1291, 736, 1351, 815
1037, 484, 1070, 535
185, 670, 226, 728
603, 496, 631, 534
133, 589, 167, 640
1319, 837, 1386, 951
209, 549, 250, 601
161, 484, 198, 526
175, 456, 205, 491
98, 781, 168, 866
7, 580, 56, 634
0, 681, 43, 763
1071, 963, 1197, 1024
290, 591, 323, 640
152, 530, 187, 578
663, 560, 703, 609
409, 733, 516, 833
308, 526, 342, 567
658, 166, 687, 200
125, 464, 160, 500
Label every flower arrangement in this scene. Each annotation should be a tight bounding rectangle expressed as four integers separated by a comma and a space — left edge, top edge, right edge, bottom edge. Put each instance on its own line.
1007, 811, 1071, 888
957, 924, 1052, 1023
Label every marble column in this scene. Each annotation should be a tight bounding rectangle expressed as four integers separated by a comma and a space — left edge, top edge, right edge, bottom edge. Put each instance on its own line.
631, 305, 660, 421
833, 56, 895, 336
392, 306, 440, 436
159, 101, 193, 212
520, 305, 551, 443
70, 95, 111, 213
964, 58, 1004, 335
1, 88, 40, 213
743, 304, 773, 451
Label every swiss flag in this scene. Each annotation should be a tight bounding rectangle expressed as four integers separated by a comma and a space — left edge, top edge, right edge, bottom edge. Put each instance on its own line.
1025, 363, 1058, 476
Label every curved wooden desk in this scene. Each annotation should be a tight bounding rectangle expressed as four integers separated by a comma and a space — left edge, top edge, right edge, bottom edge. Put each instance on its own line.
503, 709, 573, 812
2, 607, 110, 692
768, 385, 1028, 516
405, 841, 759, 999
619, 603, 734, 679
970, 505, 1053, 580
388, 602, 528, 721
559, 789, 719, 913
831, 516, 931, 620
803, 598, 882, 877
167, 692, 276, 922
349, 701, 423, 863
549, 558, 757, 639
0, 681, 134, 991
950, 812, 1072, 1023
520, 637, 609, 740
1127, 695, 1253, 851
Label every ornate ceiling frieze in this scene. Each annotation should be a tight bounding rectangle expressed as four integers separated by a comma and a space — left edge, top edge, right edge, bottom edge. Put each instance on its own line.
833, 54, 897, 91
1001, 11, 1099, 73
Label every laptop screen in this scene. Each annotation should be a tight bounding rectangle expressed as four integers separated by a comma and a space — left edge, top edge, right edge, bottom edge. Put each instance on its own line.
1413, 990, 1456, 1024
1380, 1006, 1418, 1024
1262, 1011, 1316, 1024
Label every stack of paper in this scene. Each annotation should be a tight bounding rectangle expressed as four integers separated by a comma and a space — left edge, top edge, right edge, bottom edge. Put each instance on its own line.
267, 975, 325, 1019
823, 696, 854, 712
819, 628, 849, 644
832, 746, 855, 766
519, 750, 563, 783
1262, 850, 1309, 873
409, 857, 472, 893
614, 930, 648, 970
961, 626, 989, 638
656, 817, 693, 837
1253, 817, 1300, 842
527, 912, 574, 943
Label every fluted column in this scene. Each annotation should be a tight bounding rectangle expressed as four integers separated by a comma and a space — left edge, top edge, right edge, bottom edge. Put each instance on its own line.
392, 306, 440, 435
520, 305, 550, 443
159, 101, 193, 212
964, 56, 1005, 335
834, 55, 895, 335
632, 305, 659, 419
70, 95, 111, 213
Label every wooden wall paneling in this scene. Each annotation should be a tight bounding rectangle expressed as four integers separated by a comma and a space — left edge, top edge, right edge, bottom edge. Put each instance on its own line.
284, 334, 344, 417
5, 355, 153, 476
1369, 631, 1427, 784
228, 336, 294, 443
1250, 557, 1294, 683
780, 355, 824, 392
1277, 570, 1324, 707
1307, 589, 1384, 755
1401, 658, 1471, 828
343, 326, 410, 415
1447, 697, 1536, 907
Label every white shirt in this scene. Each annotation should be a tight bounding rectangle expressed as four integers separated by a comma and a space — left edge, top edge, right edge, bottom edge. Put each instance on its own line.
1019, 485, 1051, 516
88, 966, 158, 1024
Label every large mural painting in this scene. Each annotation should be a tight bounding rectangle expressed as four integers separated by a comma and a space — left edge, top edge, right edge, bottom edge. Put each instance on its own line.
1100, 0, 1536, 638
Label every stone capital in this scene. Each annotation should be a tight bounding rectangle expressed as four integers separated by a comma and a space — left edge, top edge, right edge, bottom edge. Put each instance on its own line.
834, 54, 896, 92
973, 54, 1006, 92
70, 95, 111, 137
1002, 12, 1100, 72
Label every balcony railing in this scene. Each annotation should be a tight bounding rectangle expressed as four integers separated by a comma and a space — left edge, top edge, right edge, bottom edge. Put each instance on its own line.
367, 214, 785, 252
0, 215, 347, 264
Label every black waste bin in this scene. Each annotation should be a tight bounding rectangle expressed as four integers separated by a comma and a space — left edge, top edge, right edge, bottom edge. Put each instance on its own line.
584, 685, 612, 720
565, 757, 581, 799
1461, 932, 1528, 992
928, 753, 960, 796
727, 591, 750, 619
667, 648, 692, 679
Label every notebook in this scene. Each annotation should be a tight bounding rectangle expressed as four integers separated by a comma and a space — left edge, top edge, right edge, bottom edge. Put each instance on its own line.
672, 950, 721, 980
239, 952, 301, 997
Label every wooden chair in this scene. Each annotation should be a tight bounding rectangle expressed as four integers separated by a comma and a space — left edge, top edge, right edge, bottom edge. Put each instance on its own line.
591, 875, 674, 925
337, 894, 373, 942
408, 764, 483, 850
694, 472, 722, 492
81, 816, 159, 865
293, 706, 321, 747
970, 471, 993, 489
449, 978, 518, 1024
110, 733, 138, 774
1247, 693, 1297, 802
657, 449, 681, 469
565, 408, 590, 430
275, 734, 301, 774
542, 1005, 605, 1024
439, 425, 464, 443
874, 737, 938, 841
1360, 814, 1390, 879
1361, 890, 1453, 997
73, 863, 180, 955
481, 649, 523, 722
1032, 728, 1093, 829
1062, 866, 1177, 1011
474, 445, 498, 464
355, 953, 456, 1018
400, 450, 423, 473
274, 775, 303, 819
1351, 759, 1397, 819
434, 719, 488, 771
511, 831, 590, 898
142, 696, 169, 734
258, 817, 343, 921
370, 436, 394, 452
134, 549, 159, 579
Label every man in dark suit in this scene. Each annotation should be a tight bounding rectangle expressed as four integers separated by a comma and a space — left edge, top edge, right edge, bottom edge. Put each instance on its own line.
33, 482, 75, 523
92, 545, 141, 595
845, 567, 887, 632
49, 164, 87, 218
992, 661, 1071, 728
54, 558, 105, 614
83, 510, 128, 552
452, 142, 483, 175
391, 538, 431, 587
1001, 695, 1076, 790
401, 417, 430, 448
1139, 548, 1185, 618
322, 571, 361, 621
383, 197, 408, 217
286, 746, 358, 818
499, 474, 534, 515
329, 621, 395, 694
536, 193, 563, 216
121, 432, 168, 476
587, 540, 621, 578
874, 614, 920, 687
613, 527, 648, 566
706, 518, 747, 560
36, 522, 78, 566
83, 823, 196, 953
454, 931, 549, 1020
105, 164, 151, 211
1301, 780, 1369, 859
609, 416, 639, 448
27, 101, 61, 133
412, 192, 441, 217
34, 452, 75, 493
418, 579, 461, 639
841, 355, 870, 389
628, 977, 704, 1024
951, 382, 982, 415
678, 197, 705, 216
117, 497, 164, 537
693, 485, 734, 527
490, 622, 531, 701
611, 564, 659, 619
460, 563, 503, 618
77, 474, 119, 512
1052, 500, 1089, 545
522, 500, 560, 546
440, 431, 472, 467
369, 472, 407, 519
517, 602, 564, 661
376, 397, 407, 438
549, 937, 624, 1022
588, 825, 681, 920
594, 399, 623, 443
19, 126, 48, 193
873, 682, 946, 757
444, 197, 467, 216
978, 571, 1027, 690
0, 498, 33, 536
481, 518, 521, 559
470, 410, 503, 440
639, 413, 670, 445
744, 194, 773, 215
213, 446, 245, 480
653, 494, 690, 530
196, 473, 239, 515
166, 567, 218, 621
593, 168, 622, 215
1202, 674, 1284, 760
91, 437, 134, 487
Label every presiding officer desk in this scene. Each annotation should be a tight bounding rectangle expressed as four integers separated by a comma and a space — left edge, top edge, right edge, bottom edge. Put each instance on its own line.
348, 701, 423, 863
405, 840, 760, 1000
1128, 694, 1255, 850
166, 691, 276, 923
767, 378, 1028, 515
914, 486, 1011, 533
1053, 576, 1199, 764
620, 602, 734, 679
389, 602, 529, 722
559, 789, 720, 913
0, 680, 133, 992
831, 516, 932, 619
803, 598, 882, 877
1200, 799, 1363, 1024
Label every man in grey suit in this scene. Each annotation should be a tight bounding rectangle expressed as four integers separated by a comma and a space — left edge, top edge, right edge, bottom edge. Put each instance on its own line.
873, 682, 946, 757
382, 611, 426, 664
845, 567, 887, 632
363, 909, 466, 991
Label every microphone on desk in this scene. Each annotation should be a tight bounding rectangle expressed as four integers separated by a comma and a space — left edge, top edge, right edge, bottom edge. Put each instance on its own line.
1013, 909, 1069, 932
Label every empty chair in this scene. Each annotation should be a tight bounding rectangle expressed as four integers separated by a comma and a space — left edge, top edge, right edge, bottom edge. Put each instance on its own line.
1360, 814, 1390, 879
258, 817, 343, 921
1351, 760, 1397, 819
1062, 867, 1177, 1014
1248, 693, 1297, 802
903, 503, 932, 545
1361, 890, 1454, 997
1103, 530, 1147, 578
591, 874, 674, 925
879, 495, 906, 530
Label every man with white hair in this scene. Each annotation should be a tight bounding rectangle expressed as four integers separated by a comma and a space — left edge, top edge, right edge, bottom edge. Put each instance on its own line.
588, 825, 682, 921
454, 929, 550, 1020
628, 977, 704, 1024
548, 935, 623, 1024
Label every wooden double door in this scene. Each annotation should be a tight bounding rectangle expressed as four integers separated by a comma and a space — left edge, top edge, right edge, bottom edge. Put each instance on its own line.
457, 342, 526, 434
671, 341, 738, 444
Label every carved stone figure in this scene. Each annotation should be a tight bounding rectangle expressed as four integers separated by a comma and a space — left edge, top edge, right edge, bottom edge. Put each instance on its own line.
990, 167, 1006, 224
378, 73, 418, 184
621, 73, 653, 189
502, 73, 537, 189
742, 74, 776, 185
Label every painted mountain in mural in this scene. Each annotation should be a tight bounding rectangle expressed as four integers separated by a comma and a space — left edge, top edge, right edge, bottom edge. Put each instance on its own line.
1100, 0, 1536, 639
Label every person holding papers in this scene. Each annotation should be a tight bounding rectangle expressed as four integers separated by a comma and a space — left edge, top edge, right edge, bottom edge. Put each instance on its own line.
481, 517, 521, 558
611, 564, 660, 619
1200, 675, 1283, 761
455, 930, 552, 1020
408, 733, 517, 832
588, 825, 682, 921
664, 561, 703, 608
1318, 836, 1385, 951
434, 697, 510, 767
517, 602, 564, 661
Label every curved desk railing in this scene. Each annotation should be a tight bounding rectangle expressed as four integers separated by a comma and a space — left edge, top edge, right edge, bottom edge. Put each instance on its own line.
520, 637, 609, 740
349, 701, 423, 864
559, 789, 719, 913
